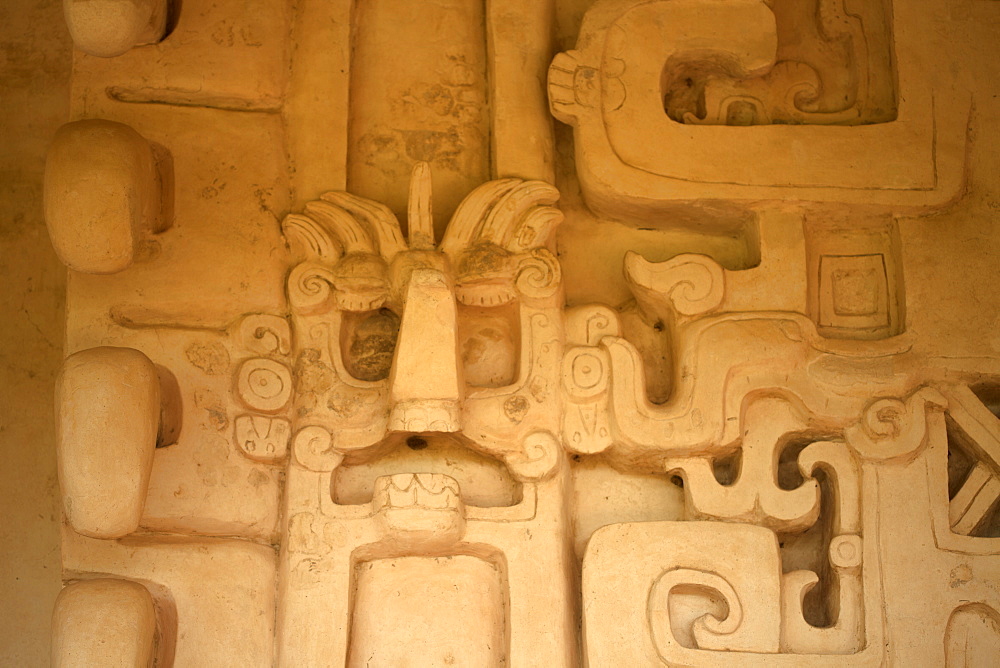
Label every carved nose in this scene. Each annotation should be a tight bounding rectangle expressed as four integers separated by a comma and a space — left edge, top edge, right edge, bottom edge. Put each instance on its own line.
387, 268, 463, 432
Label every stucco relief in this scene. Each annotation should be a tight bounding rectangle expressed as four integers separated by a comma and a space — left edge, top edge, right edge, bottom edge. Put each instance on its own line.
548, 0, 971, 219
39, 0, 1000, 666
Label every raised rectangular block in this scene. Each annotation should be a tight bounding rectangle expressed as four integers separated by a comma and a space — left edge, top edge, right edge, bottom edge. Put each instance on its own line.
62, 532, 277, 667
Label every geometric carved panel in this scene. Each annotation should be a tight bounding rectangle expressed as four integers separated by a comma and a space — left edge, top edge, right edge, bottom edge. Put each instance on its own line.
818, 254, 890, 328
806, 215, 904, 340
33, 0, 1000, 665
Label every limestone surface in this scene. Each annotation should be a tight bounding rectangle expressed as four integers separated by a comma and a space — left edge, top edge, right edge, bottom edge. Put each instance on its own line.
18, 0, 1000, 666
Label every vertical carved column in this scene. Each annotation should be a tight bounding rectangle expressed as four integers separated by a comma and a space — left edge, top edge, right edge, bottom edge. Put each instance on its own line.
348, 0, 490, 236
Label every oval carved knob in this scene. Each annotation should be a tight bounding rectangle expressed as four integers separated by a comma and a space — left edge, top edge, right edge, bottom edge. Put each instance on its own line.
63, 0, 168, 57
56, 346, 161, 538
52, 579, 157, 667
44, 120, 164, 274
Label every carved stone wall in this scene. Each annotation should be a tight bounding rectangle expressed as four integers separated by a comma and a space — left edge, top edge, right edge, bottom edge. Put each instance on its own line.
8, 0, 1000, 665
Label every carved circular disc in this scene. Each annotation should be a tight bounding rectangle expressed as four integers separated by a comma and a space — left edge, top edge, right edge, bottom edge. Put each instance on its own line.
236, 358, 292, 413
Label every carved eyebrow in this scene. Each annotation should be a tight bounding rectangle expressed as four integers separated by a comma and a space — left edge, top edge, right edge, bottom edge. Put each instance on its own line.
440, 179, 562, 256
284, 161, 564, 266
283, 191, 406, 261
320, 191, 407, 258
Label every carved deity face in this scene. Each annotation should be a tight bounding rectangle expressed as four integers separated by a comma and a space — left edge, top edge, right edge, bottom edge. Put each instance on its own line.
282, 164, 564, 483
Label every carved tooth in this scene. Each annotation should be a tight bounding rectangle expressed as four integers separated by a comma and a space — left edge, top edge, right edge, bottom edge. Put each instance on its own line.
336, 292, 386, 312
454, 281, 517, 307
414, 473, 436, 493
373, 476, 391, 497
388, 473, 416, 493
387, 476, 416, 508
426, 487, 450, 509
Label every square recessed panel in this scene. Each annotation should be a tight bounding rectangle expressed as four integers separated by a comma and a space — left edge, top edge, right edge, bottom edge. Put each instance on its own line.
818, 254, 890, 331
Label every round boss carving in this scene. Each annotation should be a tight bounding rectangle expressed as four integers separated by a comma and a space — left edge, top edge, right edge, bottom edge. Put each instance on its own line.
236, 358, 292, 413
829, 534, 863, 570
562, 347, 608, 399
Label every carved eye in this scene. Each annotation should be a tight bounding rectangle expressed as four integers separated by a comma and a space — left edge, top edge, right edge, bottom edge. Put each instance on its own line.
340, 308, 400, 381
458, 302, 520, 388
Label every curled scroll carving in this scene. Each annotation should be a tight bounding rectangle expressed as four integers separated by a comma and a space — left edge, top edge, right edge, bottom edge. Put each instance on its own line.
664, 397, 821, 533
287, 262, 337, 313
648, 568, 744, 654
237, 314, 291, 356
513, 248, 561, 301
625, 251, 725, 320
504, 430, 561, 482
292, 426, 343, 473
847, 387, 947, 462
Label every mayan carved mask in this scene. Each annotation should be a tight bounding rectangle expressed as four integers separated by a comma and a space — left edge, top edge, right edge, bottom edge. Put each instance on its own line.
282, 163, 565, 488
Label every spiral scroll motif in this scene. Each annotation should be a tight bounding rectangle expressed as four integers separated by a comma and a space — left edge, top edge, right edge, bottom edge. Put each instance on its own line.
288, 262, 337, 313
292, 426, 343, 472
514, 249, 561, 300
504, 430, 561, 482
624, 251, 724, 317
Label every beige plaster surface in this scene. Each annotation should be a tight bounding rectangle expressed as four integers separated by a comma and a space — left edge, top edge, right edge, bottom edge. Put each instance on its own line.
0, 0, 70, 665
7, 0, 1000, 665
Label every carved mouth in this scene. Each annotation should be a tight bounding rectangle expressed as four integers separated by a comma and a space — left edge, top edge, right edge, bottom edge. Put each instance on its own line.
373, 473, 462, 512
331, 432, 523, 508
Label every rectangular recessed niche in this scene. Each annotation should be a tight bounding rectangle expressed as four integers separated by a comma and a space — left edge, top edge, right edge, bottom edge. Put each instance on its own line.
347, 555, 508, 667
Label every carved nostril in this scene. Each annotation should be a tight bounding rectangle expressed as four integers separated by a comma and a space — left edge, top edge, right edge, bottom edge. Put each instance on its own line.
406, 436, 429, 451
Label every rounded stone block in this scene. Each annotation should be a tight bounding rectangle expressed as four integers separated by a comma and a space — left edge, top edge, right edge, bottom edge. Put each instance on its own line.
44, 120, 160, 274
63, 0, 168, 57
52, 579, 157, 668
56, 347, 160, 538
